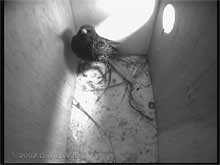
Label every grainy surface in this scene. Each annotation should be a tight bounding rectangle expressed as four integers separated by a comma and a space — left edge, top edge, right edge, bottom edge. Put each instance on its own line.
69, 57, 158, 163
4, 0, 77, 162
4, 0, 159, 163
148, 1, 217, 163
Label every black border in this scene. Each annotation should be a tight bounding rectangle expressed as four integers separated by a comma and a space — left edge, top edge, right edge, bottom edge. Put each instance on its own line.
217, 0, 219, 163
1, 0, 4, 164
1, 0, 219, 164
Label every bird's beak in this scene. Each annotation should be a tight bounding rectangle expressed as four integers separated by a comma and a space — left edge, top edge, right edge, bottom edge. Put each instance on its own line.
81, 28, 87, 34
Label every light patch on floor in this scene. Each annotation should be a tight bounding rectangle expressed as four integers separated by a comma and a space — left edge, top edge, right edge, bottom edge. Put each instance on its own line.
67, 57, 158, 163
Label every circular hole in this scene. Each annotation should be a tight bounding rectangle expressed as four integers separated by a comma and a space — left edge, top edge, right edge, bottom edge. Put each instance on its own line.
162, 4, 175, 34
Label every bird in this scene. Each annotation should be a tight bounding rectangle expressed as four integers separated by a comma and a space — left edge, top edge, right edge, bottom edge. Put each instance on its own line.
71, 24, 142, 84
71, 24, 120, 63
71, 25, 154, 122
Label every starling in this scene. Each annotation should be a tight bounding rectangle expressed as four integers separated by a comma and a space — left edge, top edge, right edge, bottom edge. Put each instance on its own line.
71, 24, 119, 63
71, 25, 153, 122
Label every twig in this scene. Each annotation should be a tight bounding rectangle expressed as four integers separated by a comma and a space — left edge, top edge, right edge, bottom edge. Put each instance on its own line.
89, 82, 125, 92
133, 58, 149, 78
96, 64, 112, 103
72, 97, 116, 163
127, 85, 156, 130
108, 62, 134, 85
121, 83, 129, 102
117, 53, 148, 58
120, 64, 137, 102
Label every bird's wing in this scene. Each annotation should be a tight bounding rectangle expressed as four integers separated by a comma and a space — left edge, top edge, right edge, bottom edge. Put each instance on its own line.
101, 37, 120, 47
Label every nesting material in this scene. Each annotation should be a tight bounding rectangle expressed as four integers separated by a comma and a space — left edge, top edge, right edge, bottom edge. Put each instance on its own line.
67, 56, 158, 163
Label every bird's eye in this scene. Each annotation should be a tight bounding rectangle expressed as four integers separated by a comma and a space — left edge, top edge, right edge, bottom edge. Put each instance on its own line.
81, 28, 87, 34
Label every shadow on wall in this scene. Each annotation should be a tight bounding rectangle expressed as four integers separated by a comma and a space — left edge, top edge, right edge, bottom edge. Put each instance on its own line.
4, 1, 77, 162
59, 29, 79, 74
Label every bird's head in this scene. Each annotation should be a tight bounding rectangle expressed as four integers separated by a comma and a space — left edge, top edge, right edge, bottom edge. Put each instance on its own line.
71, 25, 97, 61
72, 25, 98, 49
78, 25, 97, 38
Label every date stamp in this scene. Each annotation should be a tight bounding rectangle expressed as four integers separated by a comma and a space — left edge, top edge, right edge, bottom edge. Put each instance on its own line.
11, 152, 77, 159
